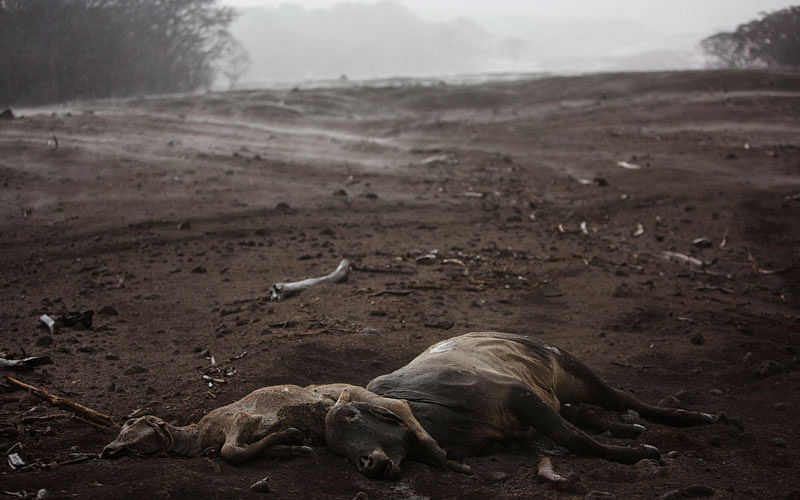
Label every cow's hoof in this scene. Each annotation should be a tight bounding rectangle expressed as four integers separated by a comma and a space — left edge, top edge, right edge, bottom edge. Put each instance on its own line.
641, 444, 661, 459
446, 460, 472, 474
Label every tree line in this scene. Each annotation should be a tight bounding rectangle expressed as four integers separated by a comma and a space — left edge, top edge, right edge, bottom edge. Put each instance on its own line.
702, 6, 800, 69
0, 0, 245, 107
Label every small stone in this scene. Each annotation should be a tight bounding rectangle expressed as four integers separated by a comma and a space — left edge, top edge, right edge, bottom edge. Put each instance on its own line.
178, 221, 191, 230
199, 349, 210, 358
635, 459, 665, 481
250, 476, 270, 493
675, 389, 698, 404
585, 491, 617, 500
771, 437, 787, 448
708, 435, 721, 447
36, 336, 54, 347
124, 364, 148, 375
756, 360, 790, 377
690, 332, 705, 345
98, 305, 119, 316
105, 353, 120, 360
709, 389, 723, 396
362, 327, 379, 335
191, 265, 208, 274
488, 471, 509, 482
36, 488, 48, 500
77, 345, 96, 353
333, 189, 348, 197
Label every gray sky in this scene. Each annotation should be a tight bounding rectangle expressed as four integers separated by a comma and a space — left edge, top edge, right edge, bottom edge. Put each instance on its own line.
223, 0, 794, 36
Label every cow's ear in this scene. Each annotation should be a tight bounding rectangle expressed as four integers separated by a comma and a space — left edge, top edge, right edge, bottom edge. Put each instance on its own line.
335, 389, 352, 405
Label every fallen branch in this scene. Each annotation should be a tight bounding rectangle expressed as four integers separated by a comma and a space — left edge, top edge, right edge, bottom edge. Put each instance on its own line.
5, 377, 118, 433
747, 251, 788, 275
661, 251, 706, 267
269, 259, 351, 300
0, 356, 52, 371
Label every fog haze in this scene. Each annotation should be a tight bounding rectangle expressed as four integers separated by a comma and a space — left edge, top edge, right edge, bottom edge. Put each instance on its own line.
224, 0, 796, 84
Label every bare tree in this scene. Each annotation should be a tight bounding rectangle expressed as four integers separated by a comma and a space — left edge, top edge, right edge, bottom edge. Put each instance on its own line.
702, 6, 800, 69
0, 0, 244, 106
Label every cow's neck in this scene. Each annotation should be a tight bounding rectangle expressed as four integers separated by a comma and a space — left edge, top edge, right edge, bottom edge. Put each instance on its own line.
166, 423, 203, 457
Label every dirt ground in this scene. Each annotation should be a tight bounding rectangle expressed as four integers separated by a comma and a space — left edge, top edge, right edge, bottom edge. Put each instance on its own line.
1, 69, 799, 499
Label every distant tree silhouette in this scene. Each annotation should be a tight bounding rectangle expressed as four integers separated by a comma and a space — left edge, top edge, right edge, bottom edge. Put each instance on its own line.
0, 0, 239, 106
702, 7, 800, 69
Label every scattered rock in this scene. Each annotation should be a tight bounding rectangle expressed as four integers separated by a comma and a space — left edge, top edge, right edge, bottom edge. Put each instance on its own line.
635, 459, 665, 481
771, 437, 787, 448
105, 353, 119, 360
191, 265, 208, 274
611, 283, 633, 298
178, 221, 191, 230
36, 336, 54, 347
124, 364, 148, 375
661, 484, 715, 499
658, 396, 687, 410
709, 389, 723, 396
250, 476, 270, 493
362, 327, 379, 335
487, 471, 508, 482
98, 305, 119, 316
585, 491, 617, 500
675, 389, 698, 404
690, 332, 705, 345
756, 360, 789, 377
333, 189, 348, 197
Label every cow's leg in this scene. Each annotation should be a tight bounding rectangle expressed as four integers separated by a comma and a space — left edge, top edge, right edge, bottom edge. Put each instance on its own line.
508, 385, 660, 464
220, 412, 308, 464
553, 350, 716, 426
559, 404, 646, 439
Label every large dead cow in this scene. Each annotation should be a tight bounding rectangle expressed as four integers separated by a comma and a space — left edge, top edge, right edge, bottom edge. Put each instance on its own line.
326, 331, 719, 478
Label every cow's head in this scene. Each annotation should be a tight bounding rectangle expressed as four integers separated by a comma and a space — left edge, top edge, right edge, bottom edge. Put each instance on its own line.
325, 390, 411, 479
101, 415, 174, 458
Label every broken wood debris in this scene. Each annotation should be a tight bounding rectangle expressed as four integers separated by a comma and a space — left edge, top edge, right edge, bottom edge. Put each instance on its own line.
616, 160, 642, 170
747, 251, 788, 275
661, 251, 706, 267
269, 258, 351, 300
0, 356, 52, 371
5, 377, 118, 433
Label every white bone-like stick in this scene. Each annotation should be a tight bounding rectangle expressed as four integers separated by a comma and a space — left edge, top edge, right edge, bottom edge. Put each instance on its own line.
269, 259, 351, 301
537, 456, 567, 482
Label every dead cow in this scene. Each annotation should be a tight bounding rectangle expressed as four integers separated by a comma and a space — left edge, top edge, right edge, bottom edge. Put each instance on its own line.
102, 383, 464, 473
326, 331, 719, 478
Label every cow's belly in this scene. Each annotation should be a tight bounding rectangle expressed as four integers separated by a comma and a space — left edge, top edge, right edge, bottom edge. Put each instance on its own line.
367, 367, 533, 457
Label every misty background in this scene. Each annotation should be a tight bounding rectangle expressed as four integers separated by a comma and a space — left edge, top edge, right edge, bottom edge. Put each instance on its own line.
226, 0, 796, 85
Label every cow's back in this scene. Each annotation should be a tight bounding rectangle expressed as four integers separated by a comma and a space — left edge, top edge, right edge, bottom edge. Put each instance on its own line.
367, 332, 561, 457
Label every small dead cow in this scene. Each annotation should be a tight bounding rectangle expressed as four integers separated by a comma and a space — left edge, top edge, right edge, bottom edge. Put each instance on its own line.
102, 383, 464, 473
326, 332, 719, 478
